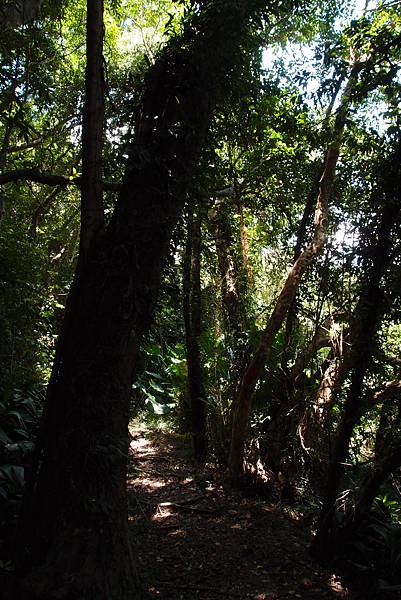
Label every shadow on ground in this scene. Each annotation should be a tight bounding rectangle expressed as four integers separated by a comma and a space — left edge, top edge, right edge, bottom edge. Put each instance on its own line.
127, 427, 358, 600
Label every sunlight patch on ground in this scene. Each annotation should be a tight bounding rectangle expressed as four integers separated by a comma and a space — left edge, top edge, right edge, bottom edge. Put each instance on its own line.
328, 574, 350, 595
133, 477, 165, 489
151, 506, 174, 521
130, 437, 151, 451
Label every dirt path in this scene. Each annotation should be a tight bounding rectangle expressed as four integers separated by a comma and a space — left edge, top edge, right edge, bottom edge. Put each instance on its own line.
127, 427, 355, 600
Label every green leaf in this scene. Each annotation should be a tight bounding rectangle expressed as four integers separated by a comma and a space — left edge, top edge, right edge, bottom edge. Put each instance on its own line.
0, 426, 11, 445
149, 380, 165, 393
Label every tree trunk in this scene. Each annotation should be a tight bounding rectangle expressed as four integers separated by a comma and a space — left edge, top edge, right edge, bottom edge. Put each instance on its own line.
311, 141, 401, 561
183, 204, 207, 461
80, 0, 105, 259
281, 171, 320, 371
0, 0, 43, 29
211, 199, 245, 337
338, 441, 401, 545
15, 1, 276, 597
227, 63, 361, 482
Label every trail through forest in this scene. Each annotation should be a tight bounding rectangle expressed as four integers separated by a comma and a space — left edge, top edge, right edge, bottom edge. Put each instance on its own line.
127, 427, 357, 600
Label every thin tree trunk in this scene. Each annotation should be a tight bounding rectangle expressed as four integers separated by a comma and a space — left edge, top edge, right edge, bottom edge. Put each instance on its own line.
281, 173, 320, 370
311, 142, 401, 561
228, 65, 361, 481
183, 204, 207, 461
211, 199, 244, 336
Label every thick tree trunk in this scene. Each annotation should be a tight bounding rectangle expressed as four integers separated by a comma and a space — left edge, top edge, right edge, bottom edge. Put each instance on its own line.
183, 205, 207, 461
80, 0, 105, 258
15, 1, 276, 597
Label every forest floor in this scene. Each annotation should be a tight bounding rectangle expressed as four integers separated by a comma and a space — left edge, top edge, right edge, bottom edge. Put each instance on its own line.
127, 426, 360, 600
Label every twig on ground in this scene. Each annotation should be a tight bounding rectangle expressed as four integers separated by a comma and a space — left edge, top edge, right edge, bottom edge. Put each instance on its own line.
157, 501, 217, 515
155, 582, 245, 597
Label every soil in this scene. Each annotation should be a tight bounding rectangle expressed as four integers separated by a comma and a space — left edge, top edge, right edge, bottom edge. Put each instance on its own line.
127, 427, 358, 600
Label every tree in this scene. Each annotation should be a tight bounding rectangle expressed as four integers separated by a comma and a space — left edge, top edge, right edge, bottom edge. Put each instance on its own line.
12, 1, 305, 598
183, 202, 207, 461
0, 0, 44, 30
227, 58, 362, 481
311, 139, 401, 561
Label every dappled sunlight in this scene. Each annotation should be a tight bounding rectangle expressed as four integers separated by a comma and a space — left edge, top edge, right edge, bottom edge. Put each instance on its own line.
127, 428, 356, 600
130, 436, 152, 451
129, 476, 166, 490
151, 506, 174, 521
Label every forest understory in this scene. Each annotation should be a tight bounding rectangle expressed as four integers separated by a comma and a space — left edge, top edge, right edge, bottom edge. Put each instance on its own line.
2, 1, 401, 598
128, 426, 370, 600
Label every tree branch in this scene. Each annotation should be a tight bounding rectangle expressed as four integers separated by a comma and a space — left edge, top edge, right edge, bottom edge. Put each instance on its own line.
0, 169, 121, 191
7, 138, 43, 153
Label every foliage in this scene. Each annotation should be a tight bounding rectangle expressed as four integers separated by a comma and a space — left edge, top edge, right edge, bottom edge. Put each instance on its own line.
132, 336, 187, 424
1, 0, 401, 589
0, 385, 44, 562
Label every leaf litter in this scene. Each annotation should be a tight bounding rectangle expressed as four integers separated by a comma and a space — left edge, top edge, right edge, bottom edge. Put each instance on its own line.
127, 427, 358, 600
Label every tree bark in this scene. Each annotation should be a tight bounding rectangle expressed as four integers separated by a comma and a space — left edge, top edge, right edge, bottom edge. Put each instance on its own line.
79, 0, 105, 258
15, 1, 277, 597
0, 0, 43, 30
211, 199, 245, 336
183, 205, 207, 461
227, 64, 361, 482
311, 141, 401, 562
281, 171, 321, 371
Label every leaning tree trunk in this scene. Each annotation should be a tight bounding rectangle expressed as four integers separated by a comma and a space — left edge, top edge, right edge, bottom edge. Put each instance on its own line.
227, 63, 362, 482
79, 0, 105, 259
280, 169, 321, 371
15, 1, 280, 598
311, 140, 401, 561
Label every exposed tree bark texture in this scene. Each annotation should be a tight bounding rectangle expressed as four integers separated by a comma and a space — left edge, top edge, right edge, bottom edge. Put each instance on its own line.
183, 205, 207, 461
227, 65, 361, 482
311, 356, 340, 416
281, 170, 321, 370
15, 2, 280, 598
0, 0, 43, 29
311, 142, 401, 561
0, 169, 121, 191
79, 0, 105, 258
